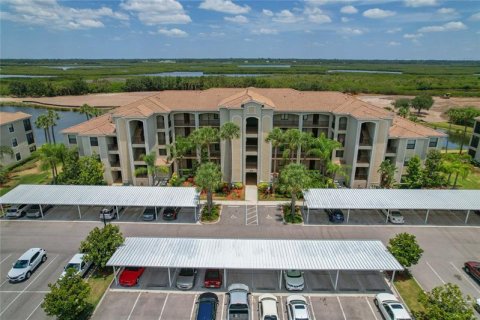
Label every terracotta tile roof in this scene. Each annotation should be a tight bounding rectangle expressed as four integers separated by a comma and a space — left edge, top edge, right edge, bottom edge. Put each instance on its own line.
61, 113, 115, 136
0, 111, 31, 126
389, 117, 446, 139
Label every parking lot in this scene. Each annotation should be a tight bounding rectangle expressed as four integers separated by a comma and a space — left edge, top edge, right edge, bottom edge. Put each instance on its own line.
92, 290, 385, 320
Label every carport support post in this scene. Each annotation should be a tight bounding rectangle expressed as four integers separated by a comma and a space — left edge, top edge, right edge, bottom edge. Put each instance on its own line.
77, 205, 82, 219
465, 210, 470, 224
424, 209, 430, 224
390, 270, 396, 288
346, 209, 351, 223
385, 209, 390, 224
306, 206, 310, 224
155, 207, 158, 220
115, 206, 119, 220
278, 270, 283, 290
334, 270, 340, 291
113, 266, 118, 285
194, 205, 197, 222
39, 204, 44, 218
224, 269, 227, 289
168, 268, 172, 287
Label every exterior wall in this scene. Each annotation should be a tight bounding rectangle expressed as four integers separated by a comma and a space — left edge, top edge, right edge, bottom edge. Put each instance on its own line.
468, 119, 480, 162
0, 117, 36, 166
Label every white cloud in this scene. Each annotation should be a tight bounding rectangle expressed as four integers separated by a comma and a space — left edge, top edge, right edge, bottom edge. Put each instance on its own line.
405, 0, 437, 7
386, 27, 402, 34
363, 8, 396, 19
253, 28, 278, 35
341, 17, 350, 23
199, 0, 250, 14
199, 31, 225, 37
244, 38, 252, 42
388, 41, 400, 46
262, 9, 273, 17
224, 15, 248, 24
341, 5, 358, 14
437, 8, 456, 15
418, 21, 467, 32
121, 0, 191, 25
340, 27, 364, 35
272, 9, 302, 23
403, 33, 423, 39
157, 28, 188, 37
470, 12, 480, 21
1, 0, 127, 30
307, 0, 359, 4
304, 7, 331, 24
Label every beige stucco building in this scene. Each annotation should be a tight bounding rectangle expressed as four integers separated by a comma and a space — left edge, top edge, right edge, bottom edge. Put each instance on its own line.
468, 116, 480, 163
0, 111, 37, 166
62, 88, 445, 188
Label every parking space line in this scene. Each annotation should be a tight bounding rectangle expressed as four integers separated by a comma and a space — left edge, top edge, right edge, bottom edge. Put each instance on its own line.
337, 296, 347, 320
0, 279, 9, 288
449, 262, 480, 294
25, 301, 43, 320
126, 292, 142, 320
0, 255, 58, 317
220, 293, 225, 320
308, 296, 316, 320
365, 297, 379, 320
190, 294, 197, 320
158, 293, 169, 320
279, 296, 285, 320
0, 290, 49, 293
0, 254, 12, 264
425, 261, 446, 284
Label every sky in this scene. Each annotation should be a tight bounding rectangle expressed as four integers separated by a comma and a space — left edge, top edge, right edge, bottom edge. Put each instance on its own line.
1, 0, 479, 60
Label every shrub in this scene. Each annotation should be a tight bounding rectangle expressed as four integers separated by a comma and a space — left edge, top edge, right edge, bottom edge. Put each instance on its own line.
258, 182, 269, 194
282, 203, 303, 224
201, 204, 220, 222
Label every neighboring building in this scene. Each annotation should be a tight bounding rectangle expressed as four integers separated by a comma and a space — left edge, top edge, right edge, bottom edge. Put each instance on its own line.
62, 88, 445, 188
0, 111, 37, 166
468, 116, 480, 163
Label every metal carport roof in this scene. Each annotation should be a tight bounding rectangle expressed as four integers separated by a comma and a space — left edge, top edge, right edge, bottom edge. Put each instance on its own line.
106, 237, 404, 271
303, 189, 480, 211
0, 184, 199, 208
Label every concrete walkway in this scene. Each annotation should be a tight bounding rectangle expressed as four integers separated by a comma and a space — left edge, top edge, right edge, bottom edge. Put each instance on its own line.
245, 185, 258, 203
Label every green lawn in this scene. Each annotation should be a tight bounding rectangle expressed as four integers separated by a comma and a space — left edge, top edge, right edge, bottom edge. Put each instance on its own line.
0, 171, 50, 196
394, 274, 425, 314
455, 167, 480, 189
86, 272, 113, 307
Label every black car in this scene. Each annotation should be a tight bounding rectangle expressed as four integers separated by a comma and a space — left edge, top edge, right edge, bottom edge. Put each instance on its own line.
162, 207, 179, 220
195, 292, 219, 320
326, 209, 345, 223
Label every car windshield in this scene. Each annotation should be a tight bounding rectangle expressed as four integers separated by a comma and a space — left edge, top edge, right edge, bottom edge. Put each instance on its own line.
13, 260, 28, 268
65, 263, 80, 271
391, 304, 404, 309
287, 270, 302, 277
179, 269, 194, 276
125, 267, 140, 272
144, 208, 155, 214
101, 208, 111, 213
264, 316, 277, 320
391, 212, 401, 216
206, 270, 219, 278
29, 205, 40, 210
7, 208, 17, 212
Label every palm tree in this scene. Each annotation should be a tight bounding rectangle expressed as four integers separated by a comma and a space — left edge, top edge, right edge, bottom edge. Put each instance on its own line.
136, 151, 168, 186
265, 127, 284, 194
36, 144, 62, 183
282, 129, 302, 163
80, 104, 93, 120
0, 146, 14, 161
35, 114, 51, 143
279, 163, 311, 218
299, 131, 314, 162
308, 133, 341, 178
47, 110, 59, 144
166, 136, 195, 174
195, 162, 222, 217
219, 122, 240, 183
190, 127, 219, 162
444, 153, 474, 189
378, 159, 397, 188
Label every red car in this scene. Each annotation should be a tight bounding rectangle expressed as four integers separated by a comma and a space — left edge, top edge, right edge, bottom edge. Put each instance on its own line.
465, 261, 480, 282
119, 267, 145, 287
204, 269, 222, 288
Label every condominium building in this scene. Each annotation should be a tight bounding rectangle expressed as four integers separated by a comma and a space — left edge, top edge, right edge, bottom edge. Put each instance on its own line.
0, 111, 36, 166
62, 88, 445, 188
468, 116, 480, 163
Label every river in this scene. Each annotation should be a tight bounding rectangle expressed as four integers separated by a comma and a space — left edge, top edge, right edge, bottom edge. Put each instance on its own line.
1, 105, 86, 145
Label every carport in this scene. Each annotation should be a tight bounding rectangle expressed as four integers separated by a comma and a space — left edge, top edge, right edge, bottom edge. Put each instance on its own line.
0, 184, 200, 221
106, 237, 404, 291
303, 189, 480, 224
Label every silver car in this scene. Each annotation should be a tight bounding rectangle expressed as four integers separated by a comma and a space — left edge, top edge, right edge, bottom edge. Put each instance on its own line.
26, 204, 53, 218
5, 204, 31, 219
176, 268, 197, 290
227, 283, 250, 320
7, 248, 47, 282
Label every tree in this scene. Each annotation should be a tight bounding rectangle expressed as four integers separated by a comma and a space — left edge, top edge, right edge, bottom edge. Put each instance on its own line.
190, 127, 219, 162
308, 133, 341, 180
393, 98, 410, 110
279, 163, 312, 217
77, 155, 105, 185
422, 149, 445, 188
282, 129, 302, 163
403, 156, 423, 189
265, 127, 284, 193
442, 153, 473, 189
80, 104, 93, 120
57, 148, 81, 184
387, 233, 423, 269
378, 159, 397, 188
35, 114, 51, 143
70, 79, 89, 95
79, 224, 124, 269
446, 107, 480, 153
299, 131, 314, 162
415, 283, 475, 320
0, 145, 14, 160
219, 122, 240, 183
411, 94, 434, 115
195, 162, 222, 217
136, 151, 168, 186
42, 268, 91, 320
47, 110, 60, 144
398, 107, 409, 118
167, 136, 195, 172
36, 143, 64, 183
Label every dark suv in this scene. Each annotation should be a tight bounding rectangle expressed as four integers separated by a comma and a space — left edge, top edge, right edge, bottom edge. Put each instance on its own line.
326, 209, 345, 223
163, 207, 180, 220
195, 292, 218, 320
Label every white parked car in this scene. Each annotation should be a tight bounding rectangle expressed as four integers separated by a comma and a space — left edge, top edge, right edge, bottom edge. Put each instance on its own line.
5, 204, 31, 219
7, 248, 47, 282
26, 204, 53, 218
258, 294, 279, 320
60, 253, 92, 279
474, 298, 480, 313
374, 293, 412, 320
286, 295, 311, 320
99, 206, 124, 220
284, 270, 305, 291
381, 209, 405, 224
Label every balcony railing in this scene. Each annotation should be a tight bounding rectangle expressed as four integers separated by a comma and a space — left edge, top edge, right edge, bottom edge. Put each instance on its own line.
357, 157, 370, 164
273, 120, 299, 127
354, 175, 368, 180
246, 162, 257, 169
108, 144, 118, 151
199, 119, 220, 127
359, 137, 373, 146
246, 127, 258, 134
157, 120, 165, 128
386, 147, 397, 154
303, 121, 330, 127
109, 162, 120, 168
131, 137, 145, 144
174, 120, 196, 126
246, 145, 258, 152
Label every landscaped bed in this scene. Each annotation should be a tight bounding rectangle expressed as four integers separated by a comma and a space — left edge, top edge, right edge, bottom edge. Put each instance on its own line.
394, 272, 425, 315
200, 204, 221, 223
282, 203, 303, 224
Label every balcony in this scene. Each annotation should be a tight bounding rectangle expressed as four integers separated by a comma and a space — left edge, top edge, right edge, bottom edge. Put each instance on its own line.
108, 144, 118, 151
356, 156, 370, 164
109, 161, 120, 168
273, 120, 299, 128
354, 174, 368, 180
174, 119, 196, 127
246, 127, 258, 135
246, 162, 257, 169
386, 147, 397, 154
246, 145, 258, 152
199, 119, 220, 127
303, 120, 330, 127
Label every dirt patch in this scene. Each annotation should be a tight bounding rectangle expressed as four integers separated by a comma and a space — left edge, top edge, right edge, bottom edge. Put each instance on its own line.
357, 94, 480, 123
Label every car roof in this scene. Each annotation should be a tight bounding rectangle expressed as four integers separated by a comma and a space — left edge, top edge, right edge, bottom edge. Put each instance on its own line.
19, 248, 41, 260
199, 292, 219, 302
376, 293, 398, 302
68, 253, 85, 264
286, 295, 307, 304
386, 302, 411, 318
228, 283, 249, 292
259, 294, 278, 315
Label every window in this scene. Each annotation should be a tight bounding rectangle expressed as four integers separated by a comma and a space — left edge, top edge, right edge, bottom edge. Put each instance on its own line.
8, 124, 14, 133
337, 134, 346, 147
23, 119, 32, 131
68, 135, 77, 144
213, 113, 219, 120
15, 153, 21, 161
26, 132, 35, 144
470, 135, 479, 149
468, 149, 476, 159
303, 114, 309, 120
158, 149, 167, 156
12, 138, 18, 147
474, 122, 480, 135
29, 146, 36, 152
90, 137, 99, 147
339, 117, 348, 130
281, 114, 288, 120
336, 150, 344, 158
406, 140, 416, 149
429, 138, 438, 148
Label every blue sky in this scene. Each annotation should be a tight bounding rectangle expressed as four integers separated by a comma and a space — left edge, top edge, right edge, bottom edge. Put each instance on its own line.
1, 0, 479, 59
